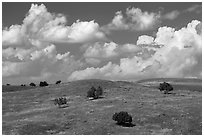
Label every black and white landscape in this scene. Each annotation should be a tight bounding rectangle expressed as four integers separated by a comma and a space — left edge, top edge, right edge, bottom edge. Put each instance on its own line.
2, 2, 202, 135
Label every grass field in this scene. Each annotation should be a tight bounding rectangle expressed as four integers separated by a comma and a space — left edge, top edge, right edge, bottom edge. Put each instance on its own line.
2, 78, 202, 135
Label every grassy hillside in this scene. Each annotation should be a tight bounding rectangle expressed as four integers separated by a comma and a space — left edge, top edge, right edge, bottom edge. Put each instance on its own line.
2, 79, 202, 135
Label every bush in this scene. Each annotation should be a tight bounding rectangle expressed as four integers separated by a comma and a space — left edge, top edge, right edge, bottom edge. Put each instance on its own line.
6, 84, 10, 86
96, 86, 103, 96
21, 84, 26, 86
159, 82, 173, 94
54, 97, 67, 107
87, 86, 96, 98
112, 111, 132, 125
56, 80, 61, 84
39, 81, 49, 87
87, 86, 103, 99
30, 83, 36, 87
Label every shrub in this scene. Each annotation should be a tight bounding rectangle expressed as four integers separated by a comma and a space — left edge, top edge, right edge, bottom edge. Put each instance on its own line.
87, 86, 104, 99
21, 84, 26, 86
39, 81, 49, 87
96, 86, 103, 96
6, 84, 10, 86
30, 83, 36, 87
54, 97, 67, 107
159, 82, 173, 94
87, 86, 96, 98
112, 111, 132, 125
56, 80, 61, 84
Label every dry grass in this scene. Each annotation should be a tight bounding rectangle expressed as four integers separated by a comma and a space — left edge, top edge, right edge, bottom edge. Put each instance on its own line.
2, 79, 202, 135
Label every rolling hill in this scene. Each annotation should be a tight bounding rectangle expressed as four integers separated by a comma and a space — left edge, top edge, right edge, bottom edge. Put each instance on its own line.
2, 78, 202, 135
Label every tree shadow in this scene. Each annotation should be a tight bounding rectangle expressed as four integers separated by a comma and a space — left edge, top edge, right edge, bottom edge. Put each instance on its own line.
97, 96, 104, 99
117, 122, 136, 127
164, 92, 176, 95
58, 104, 69, 108
88, 96, 104, 100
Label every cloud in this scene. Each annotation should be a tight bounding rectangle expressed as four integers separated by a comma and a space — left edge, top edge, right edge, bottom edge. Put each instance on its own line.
103, 7, 161, 32
2, 3, 108, 84
84, 42, 118, 59
66, 20, 106, 43
136, 35, 154, 45
2, 25, 23, 46
159, 4, 201, 21
184, 4, 202, 14
126, 7, 161, 30
83, 39, 161, 65
162, 10, 180, 20
3, 44, 84, 83
3, 47, 34, 61
69, 20, 202, 81
120, 43, 141, 53
2, 4, 107, 48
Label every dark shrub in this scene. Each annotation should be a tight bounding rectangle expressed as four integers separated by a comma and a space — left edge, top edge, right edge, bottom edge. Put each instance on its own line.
159, 82, 173, 94
96, 86, 103, 96
56, 80, 61, 84
112, 111, 132, 125
87, 86, 104, 99
21, 84, 26, 86
6, 84, 10, 86
30, 83, 36, 87
39, 81, 49, 87
54, 97, 67, 107
87, 86, 96, 98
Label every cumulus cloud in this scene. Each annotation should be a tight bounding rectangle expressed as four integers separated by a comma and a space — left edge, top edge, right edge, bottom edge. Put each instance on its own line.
83, 39, 162, 65
2, 4, 107, 48
69, 20, 202, 81
3, 25, 23, 46
2, 3, 108, 84
3, 3, 202, 84
3, 44, 84, 83
84, 42, 118, 59
103, 7, 161, 32
136, 35, 154, 45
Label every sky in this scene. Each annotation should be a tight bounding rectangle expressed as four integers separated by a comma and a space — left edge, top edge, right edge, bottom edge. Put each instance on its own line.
2, 2, 202, 85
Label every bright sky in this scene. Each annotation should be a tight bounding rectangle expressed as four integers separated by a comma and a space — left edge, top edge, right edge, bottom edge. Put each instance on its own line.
2, 2, 202, 85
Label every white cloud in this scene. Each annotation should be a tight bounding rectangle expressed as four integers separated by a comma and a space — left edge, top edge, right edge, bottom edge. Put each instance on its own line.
120, 43, 141, 53
2, 3, 107, 83
3, 61, 26, 77
3, 47, 33, 61
69, 20, 202, 81
84, 42, 118, 59
66, 20, 106, 43
137, 35, 154, 45
108, 11, 129, 30
126, 7, 160, 30
3, 25, 23, 46
83, 40, 159, 65
103, 7, 161, 32
2, 4, 107, 48
3, 44, 84, 83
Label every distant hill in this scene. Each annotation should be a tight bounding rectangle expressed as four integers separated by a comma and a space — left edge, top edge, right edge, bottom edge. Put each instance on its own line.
136, 78, 202, 92
2, 85, 37, 92
136, 78, 202, 83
